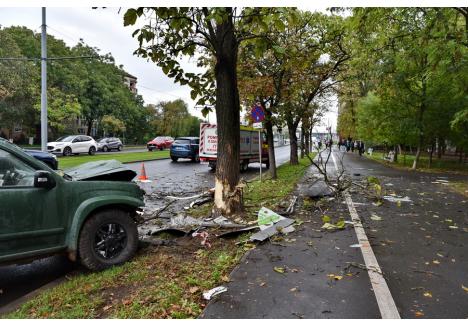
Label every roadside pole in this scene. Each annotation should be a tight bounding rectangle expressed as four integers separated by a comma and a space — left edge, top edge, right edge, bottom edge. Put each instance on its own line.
40, 7, 48, 152
258, 129, 262, 182
251, 103, 265, 183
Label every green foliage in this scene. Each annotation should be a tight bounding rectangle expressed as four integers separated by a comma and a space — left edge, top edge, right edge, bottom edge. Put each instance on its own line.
101, 115, 126, 135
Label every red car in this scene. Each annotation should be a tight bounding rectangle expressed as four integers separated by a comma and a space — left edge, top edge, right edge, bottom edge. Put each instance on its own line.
147, 136, 174, 151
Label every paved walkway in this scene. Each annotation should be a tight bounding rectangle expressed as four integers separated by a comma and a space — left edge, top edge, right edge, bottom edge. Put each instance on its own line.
201, 150, 468, 319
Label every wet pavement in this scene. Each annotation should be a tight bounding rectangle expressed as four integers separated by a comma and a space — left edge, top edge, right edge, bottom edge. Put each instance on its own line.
0, 145, 292, 311
202, 149, 468, 319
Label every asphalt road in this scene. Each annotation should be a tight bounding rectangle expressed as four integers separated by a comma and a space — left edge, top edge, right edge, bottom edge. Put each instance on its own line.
0, 145, 293, 311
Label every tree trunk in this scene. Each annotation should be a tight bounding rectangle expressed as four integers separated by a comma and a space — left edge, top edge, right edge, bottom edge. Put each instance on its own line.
264, 107, 277, 179
412, 72, 427, 170
437, 137, 443, 159
300, 126, 305, 159
86, 119, 93, 136
393, 145, 398, 163
213, 14, 243, 216
287, 118, 299, 165
304, 128, 310, 156
429, 141, 435, 168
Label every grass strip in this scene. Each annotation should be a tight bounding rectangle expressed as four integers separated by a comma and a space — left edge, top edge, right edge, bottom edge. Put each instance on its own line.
58, 151, 170, 169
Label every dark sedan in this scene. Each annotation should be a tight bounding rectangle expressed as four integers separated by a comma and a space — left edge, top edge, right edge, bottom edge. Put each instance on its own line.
24, 149, 58, 170
170, 137, 200, 162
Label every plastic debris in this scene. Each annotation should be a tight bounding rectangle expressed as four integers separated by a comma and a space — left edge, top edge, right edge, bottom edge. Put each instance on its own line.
350, 244, 362, 248
202, 286, 227, 300
383, 195, 412, 203
370, 214, 383, 221
192, 230, 211, 248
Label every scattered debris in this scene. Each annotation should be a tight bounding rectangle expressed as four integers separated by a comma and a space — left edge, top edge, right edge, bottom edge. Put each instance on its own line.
202, 286, 227, 300
249, 208, 295, 242
350, 244, 362, 248
192, 230, 211, 248
423, 291, 432, 298
285, 196, 298, 215
414, 311, 424, 317
383, 195, 412, 203
303, 180, 334, 198
327, 274, 343, 280
462, 285, 468, 293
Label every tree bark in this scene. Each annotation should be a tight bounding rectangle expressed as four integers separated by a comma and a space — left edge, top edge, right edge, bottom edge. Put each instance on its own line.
213, 13, 243, 216
287, 117, 299, 165
86, 119, 93, 136
437, 137, 443, 159
300, 126, 305, 159
429, 141, 435, 168
264, 107, 277, 179
412, 72, 427, 170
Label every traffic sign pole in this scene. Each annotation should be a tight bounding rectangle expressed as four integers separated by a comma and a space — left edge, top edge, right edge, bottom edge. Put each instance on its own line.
259, 130, 262, 182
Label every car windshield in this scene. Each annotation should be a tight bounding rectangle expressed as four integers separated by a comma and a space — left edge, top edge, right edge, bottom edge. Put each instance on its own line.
97, 138, 107, 142
153, 137, 165, 141
56, 136, 75, 142
174, 139, 190, 145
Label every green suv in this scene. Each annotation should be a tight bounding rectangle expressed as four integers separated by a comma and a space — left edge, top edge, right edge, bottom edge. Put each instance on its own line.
0, 138, 144, 271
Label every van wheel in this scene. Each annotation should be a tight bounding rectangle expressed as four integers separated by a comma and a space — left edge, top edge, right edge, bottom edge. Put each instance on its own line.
78, 209, 138, 271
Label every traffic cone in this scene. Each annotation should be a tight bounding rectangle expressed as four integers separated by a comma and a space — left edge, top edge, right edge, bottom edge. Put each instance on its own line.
138, 163, 149, 181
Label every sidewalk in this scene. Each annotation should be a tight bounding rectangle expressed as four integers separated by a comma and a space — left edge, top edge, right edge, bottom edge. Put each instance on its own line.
201, 166, 381, 318
201, 151, 468, 319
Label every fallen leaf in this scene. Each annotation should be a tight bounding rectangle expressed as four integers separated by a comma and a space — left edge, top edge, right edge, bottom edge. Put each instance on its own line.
122, 299, 132, 306
397, 201, 401, 207
259, 282, 266, 287
423, 292, 432, 298
448, 225, 458, 229
436, 253, 444, 258
462, 285, 468, 292
103, 305, 113, 311
451, 259, 456, 263
290, 287, 298, 292
415, 311, 424, 317
307, 241, 314, 246
291, 268, 299, 273
189, 287, 199, 294
221, 275, 230, 282
322, 215, 331, 223
274, 266, 285, 274
432, 260, 440, 265
445, 219, 453, 223
327, 274, 343, 280
370, 214, 382, 221
346, 273, 353, 276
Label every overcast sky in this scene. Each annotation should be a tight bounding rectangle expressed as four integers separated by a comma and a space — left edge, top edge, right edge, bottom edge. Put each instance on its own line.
0, 7, 338, 132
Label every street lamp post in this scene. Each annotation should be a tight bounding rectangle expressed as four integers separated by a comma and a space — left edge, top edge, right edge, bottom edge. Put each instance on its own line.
40, 7, 48, 151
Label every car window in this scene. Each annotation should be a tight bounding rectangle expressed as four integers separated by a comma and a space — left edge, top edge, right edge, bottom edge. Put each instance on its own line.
191, 139, 199, 144
0, 149, 36, 187
174, 139, 190, 145
83, 136, 92, 142
57, 136, 74, 142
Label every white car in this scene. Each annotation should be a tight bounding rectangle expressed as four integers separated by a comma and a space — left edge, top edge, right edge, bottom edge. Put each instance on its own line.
47, 135, 98, 156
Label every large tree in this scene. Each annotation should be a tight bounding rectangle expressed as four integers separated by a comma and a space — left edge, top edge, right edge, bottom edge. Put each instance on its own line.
124, 7, 294, 216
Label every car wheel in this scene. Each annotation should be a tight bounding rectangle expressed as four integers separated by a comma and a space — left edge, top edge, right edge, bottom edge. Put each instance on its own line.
148, 148, 153, 152
88, 146, 96, 155
102, 146, 108, 152
63, 147, 72, 156
118, 145, 123, 151
192, 153, 200, 163
78, 209, 138, 271
171, 156, 178, 162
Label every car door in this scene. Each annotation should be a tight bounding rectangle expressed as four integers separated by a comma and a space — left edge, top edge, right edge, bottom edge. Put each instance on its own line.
0, 148, 64, 262
109, 138, 117, 150
191, 138, 199, 156
71, 136, 81, 153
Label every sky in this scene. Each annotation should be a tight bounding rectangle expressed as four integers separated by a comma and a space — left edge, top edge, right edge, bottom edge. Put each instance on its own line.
0, 7, 339, 132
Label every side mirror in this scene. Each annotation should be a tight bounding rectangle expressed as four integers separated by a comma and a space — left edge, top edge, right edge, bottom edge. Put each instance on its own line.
34, 170, 56, 189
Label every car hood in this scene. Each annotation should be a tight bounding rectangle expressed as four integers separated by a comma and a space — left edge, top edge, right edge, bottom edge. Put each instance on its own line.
64, 159, 137, 181
48, 142, 68, 147
24, 149, 55, 158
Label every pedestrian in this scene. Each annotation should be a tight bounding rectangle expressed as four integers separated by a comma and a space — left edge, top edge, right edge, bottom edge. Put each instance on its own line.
346, 139, 351, 152
318, 140, 322, 150
351, 140, 355, 152
360, 141, 365, 156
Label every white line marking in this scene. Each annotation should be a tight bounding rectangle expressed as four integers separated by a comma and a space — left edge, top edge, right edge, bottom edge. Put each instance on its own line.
331, 152, 400, 319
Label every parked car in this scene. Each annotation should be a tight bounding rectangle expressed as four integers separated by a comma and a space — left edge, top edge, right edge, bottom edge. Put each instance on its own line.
147, 136, 174, 151
0, 137, 144, 271
170, 137, 200, 162
24, 149, 58, 170
97, 137, 123, 152
47, 135, 98, 156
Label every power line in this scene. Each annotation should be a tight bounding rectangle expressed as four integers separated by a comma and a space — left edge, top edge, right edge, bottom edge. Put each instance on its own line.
0, 55, 99, 61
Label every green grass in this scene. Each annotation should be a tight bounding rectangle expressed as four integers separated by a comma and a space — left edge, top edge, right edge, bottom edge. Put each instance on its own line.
368, 151, 468, 174
449, 181, 468, 197
4, 241, 244, 319
58, 151, 170, 169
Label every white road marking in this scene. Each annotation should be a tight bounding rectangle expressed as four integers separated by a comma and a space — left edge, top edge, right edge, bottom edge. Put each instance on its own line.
331, 151, 400, 319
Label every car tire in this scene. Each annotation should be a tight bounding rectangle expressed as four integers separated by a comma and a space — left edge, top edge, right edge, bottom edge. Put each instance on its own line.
102, 146, 108, 152
117, 145, 122, 151
192, 153, 200, 163
171, 156, 178, 162
88, 146, 96, 155
148, 148, 153, 152
63, 147, 72, 156
159, 147, 163, 151
78, 209, 138, 271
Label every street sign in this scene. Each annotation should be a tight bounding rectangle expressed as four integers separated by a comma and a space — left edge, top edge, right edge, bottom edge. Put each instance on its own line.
251, 105, 265, 123
253, 122, 263, 129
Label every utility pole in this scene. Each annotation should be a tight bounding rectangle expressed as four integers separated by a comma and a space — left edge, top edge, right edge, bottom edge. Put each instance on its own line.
40, 7, 48, 151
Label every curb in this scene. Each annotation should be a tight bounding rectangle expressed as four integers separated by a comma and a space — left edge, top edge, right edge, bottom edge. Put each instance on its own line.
122, 157, 171, 164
